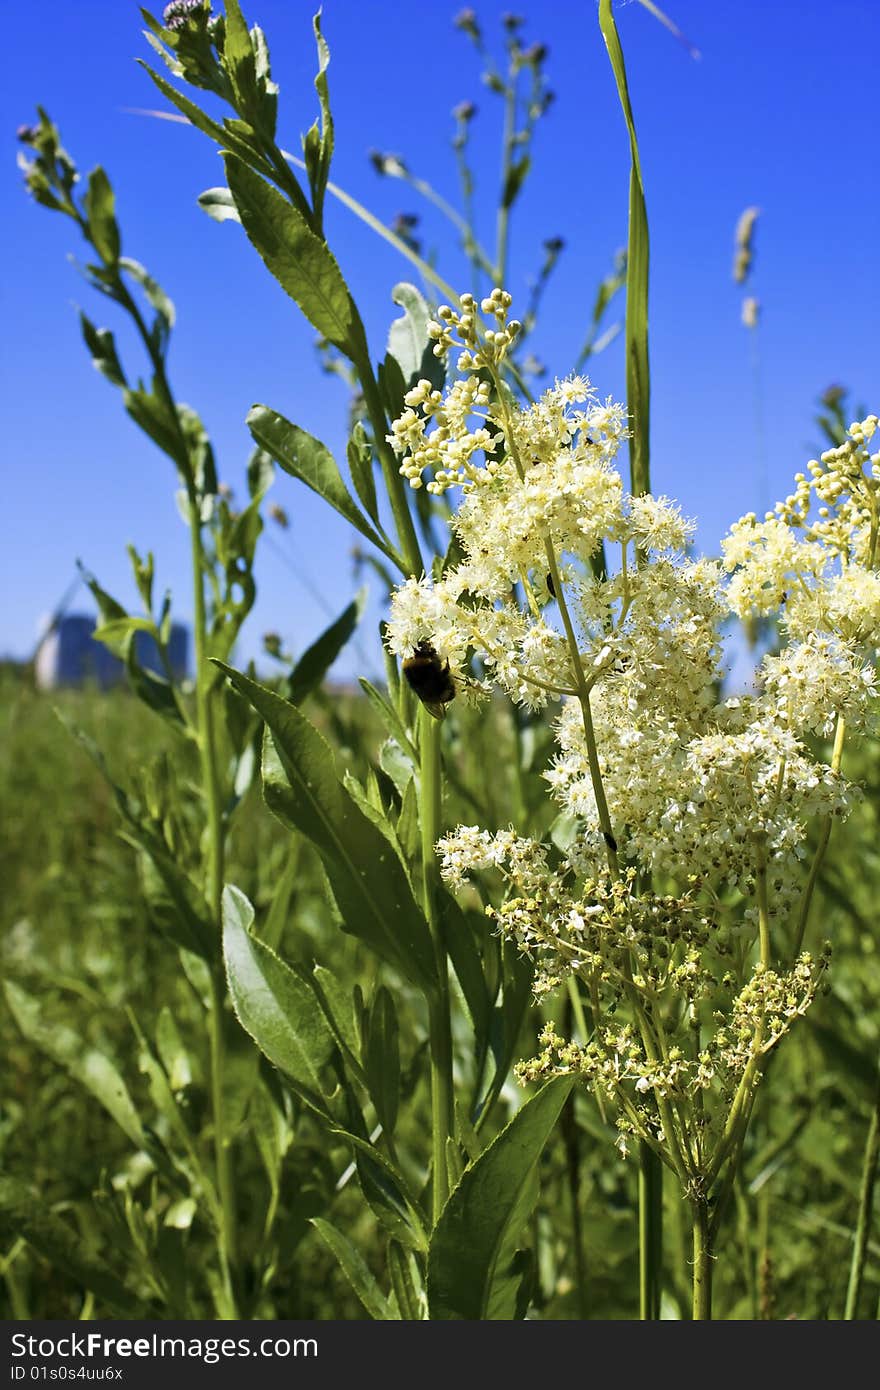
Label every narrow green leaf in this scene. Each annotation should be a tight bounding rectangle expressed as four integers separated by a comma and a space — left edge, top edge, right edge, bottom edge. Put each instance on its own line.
364, 986, 400, 1136
387, 1242, 423, 1320
4, 983, 145, 1150
123, 384, 184, 471
312, 964, 362, 1067
311, 1219, 394, 1319
79, 312, 127, 387
92, 616, 156, 646
224, 154, 367, 360
84, 167, 120, 265
60, 716, 214, 960
222, 884, 337, 1112
138, 61, 229, 144
247, 405, 397, 562
346, 421, 379, 526
124, 642, 186, 729
221, 0, 257, 107
214, 664, 437, 993
0, 1179, 141, 1315
440, 893, 491, 1045
501, 155, 531, 210
330, 1120, 428, 1252
599, 0, 651, 497
119, 255, 175, 337
288, 588, 366, 706
307, 11, 334, 224
357, 677, 417, 762
427, 1075, 573, 1320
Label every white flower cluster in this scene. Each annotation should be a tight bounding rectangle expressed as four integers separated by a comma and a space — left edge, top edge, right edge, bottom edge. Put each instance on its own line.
723, 414, 880, 648
387, 290, 877, 1148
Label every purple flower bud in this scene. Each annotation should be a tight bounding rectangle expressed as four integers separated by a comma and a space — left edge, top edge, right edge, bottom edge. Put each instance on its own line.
523, 41, 548, 65
162, 0, 209, 31
454, 8, 480, 38
452, 100, 477, 122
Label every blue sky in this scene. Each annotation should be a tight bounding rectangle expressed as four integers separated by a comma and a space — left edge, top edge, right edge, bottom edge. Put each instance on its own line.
4, 0, 878, 679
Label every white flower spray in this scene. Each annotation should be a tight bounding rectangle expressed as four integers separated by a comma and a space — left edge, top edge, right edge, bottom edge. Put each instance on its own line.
385, 291, 878, 1272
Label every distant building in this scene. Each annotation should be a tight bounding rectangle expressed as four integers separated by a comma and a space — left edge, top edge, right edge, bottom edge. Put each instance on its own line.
34, 613, 188, 690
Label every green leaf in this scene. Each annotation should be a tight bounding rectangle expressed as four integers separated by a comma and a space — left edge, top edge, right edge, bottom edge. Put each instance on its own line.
599, 0, 651, 496
440, 893, 491, 1045
123, 383, 185, 473
221, 0, 257, 106
224, 154, 367, 360
387, 1241, 423, 1320
364, 986, 400, 1136
198, 186, 241, 223
4, 983, 145, 1149
357, 677, 417, 762
331, 1119, 427, 1252
312, 964, 362, 1069
155, 1007, 193, 1092
377, 351, 407, 427
79, 312, 127, 387
288, 589, 366, 706
346, 421, 379, 525
124, 642, 186, 729
138, 61, 230, 145
306, 11, 333, 224
222, 885, 337, 1113
386, 282, 443, 388
426, 1075, 573, 1319
247, 406, 398, 563
92, 616, 156, 646
60, 716, 214, 960
84, 166, 120, 265
120, 256, 175, 346
502, 155, 531, 210
0, 1178, 141, 1315
214, 664, 437, 993
311, 1219, 393, 1319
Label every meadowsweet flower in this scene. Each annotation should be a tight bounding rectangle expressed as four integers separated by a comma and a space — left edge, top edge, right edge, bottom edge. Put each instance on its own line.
388, 289, 876, 1164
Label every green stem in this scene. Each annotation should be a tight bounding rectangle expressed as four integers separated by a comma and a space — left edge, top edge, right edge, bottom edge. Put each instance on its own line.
117, 262, 238, 1309
189, 497, 238, 1308
639, 1142, 663, 1319
691, 1197, 713, 1320
359, 369, 424, 578
793, 714, 846, 956
844, 1047, 880, 1319
495, 76, 517, 286
420, 707, 454, 1224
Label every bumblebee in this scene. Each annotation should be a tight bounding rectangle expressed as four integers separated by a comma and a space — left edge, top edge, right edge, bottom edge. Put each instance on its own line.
402, 641, 456, 720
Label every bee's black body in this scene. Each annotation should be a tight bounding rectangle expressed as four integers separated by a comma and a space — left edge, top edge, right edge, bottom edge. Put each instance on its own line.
402, 642, 456, 719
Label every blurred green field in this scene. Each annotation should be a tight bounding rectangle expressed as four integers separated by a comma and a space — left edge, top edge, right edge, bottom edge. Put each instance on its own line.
2, 668, 878, 1319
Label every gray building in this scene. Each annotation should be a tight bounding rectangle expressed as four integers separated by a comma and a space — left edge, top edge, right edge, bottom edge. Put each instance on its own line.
35, 613, 188, 690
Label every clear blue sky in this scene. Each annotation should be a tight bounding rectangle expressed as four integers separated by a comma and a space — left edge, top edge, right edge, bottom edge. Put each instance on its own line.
3, 0, 878, 677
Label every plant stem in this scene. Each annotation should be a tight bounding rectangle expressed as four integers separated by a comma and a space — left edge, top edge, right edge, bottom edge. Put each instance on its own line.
640, 1143, 663, 1318
118, 263, 238, 1309
560, 1081, 589, 1318
793, 713, 846, 956
495, 75, 517, 286
359, 370, 424, 578
420, 707, 454, 1224
844, 1046, 880, 1319
691, 1197, 713, 1320
188, 496, 238, 1308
